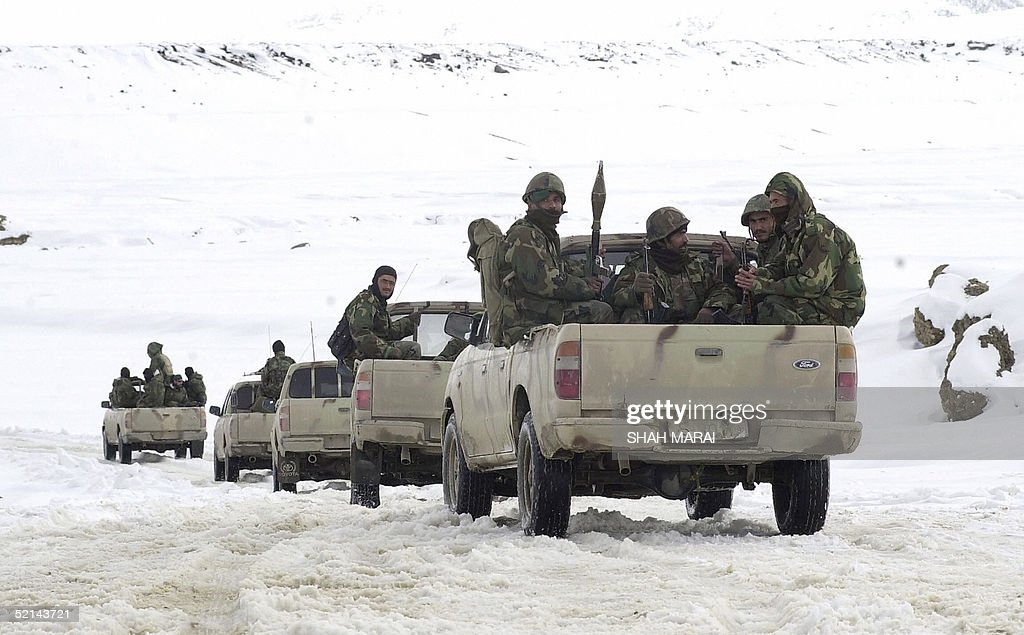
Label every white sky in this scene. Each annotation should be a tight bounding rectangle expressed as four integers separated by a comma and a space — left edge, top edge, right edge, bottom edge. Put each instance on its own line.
1, 1, 1023, 632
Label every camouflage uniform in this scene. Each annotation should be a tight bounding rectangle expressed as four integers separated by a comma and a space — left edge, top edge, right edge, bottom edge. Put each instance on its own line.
109, 377, 139, 408
184, 370, 207, 406
260, 351, 296, 402
343, 287, 419, 371
164, 377, 189, 407
611, 207, 736, 323
749, 173, 866, 327
497, 172, 614, 345
146, 342, 174, 383
434, 337, 469, 362
137, 373, 165, 408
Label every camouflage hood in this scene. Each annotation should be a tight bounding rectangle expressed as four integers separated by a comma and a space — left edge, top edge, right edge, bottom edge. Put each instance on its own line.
765, 172, 816, 234
146, 341, 163, 358
466, 218, 503, 267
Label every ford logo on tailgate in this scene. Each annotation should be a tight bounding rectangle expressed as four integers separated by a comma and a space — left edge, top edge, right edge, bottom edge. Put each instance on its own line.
793, 359, 821, 370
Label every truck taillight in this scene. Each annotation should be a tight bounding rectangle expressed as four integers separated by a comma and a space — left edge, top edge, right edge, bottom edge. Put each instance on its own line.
355, 370, 372, 411
279, 404, 290, 432
554, 340, 581, 400
124, 409, 132, 430
837, 342, 857, 402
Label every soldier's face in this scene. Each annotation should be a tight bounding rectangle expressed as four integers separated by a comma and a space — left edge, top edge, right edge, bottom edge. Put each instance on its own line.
530, 191, 564, 216
377, 275, 397, 298
665, 227, 688, 251
746, 211, 775, 241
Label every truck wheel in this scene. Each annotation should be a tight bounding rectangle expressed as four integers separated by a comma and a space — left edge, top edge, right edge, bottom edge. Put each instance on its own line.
442, 413, 493, 518
772, 459, 830, 535
118, 440, 132, 465
517, 414, 572, 538
226, 457, 241, 482
685, 488, 734, 520
103, 436, 117, 461
174, 445, 188, 459
214, 455, 225, 481
351, 483, 381, 508
189, 441, 204, 459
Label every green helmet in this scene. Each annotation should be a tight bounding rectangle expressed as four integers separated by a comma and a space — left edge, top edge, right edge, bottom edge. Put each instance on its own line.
646, 206, 689, 243
522, 172, 566, 205
740, 194, 771, 226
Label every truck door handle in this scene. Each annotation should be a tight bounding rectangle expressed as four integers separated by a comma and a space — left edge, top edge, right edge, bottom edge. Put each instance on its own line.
695, 347, 723, 357
481, 364, 487, 374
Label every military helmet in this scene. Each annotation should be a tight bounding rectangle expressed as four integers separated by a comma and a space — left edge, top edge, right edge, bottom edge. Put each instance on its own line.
522, 172, 566, 205
740, 194, 771, 226
646, 206, 689, 243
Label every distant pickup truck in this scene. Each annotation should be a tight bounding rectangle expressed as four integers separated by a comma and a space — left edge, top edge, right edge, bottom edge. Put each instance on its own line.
211, 379, 275, 482
101, 401, 207, 464
350, 300, 483, 507
440, 231, 862, 537
270, 360, 354, 492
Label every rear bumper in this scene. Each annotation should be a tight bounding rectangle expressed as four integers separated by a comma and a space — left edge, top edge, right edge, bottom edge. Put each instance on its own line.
123, 430, 207, 444
352, 419, 441, 449
276, 434, 351, 456
226, 442, 272, 458
547, 417, 861, 462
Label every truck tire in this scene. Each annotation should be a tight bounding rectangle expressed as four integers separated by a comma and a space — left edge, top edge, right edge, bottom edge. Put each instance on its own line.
772, 459, 830, 535
189, 441, 204, 459
517, 414, 572, 538
350, 441, 382, 508
214, 455, 225, 481
351, 483, 381, 508
174, 445, 188, 459
118, 440, 132, 465
685, 488, 734, 520
226, 457, 240, 482
442, 413, 493, 518
103, 435, 117, 461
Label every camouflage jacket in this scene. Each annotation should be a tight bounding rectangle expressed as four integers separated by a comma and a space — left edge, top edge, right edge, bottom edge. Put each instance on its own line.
184, 374, 207, 406
109, 377, 139, 408
753, 174, 866, 326
611, 249, 736, 323
434, 337, 469, 362
137, 375, 165, 408
343, 287, 417, 369
260, 352, 296, 401
724, 233, 783, 277
146, 342, 174, 382
497, 215, 594, 333
163, 385, 189, 407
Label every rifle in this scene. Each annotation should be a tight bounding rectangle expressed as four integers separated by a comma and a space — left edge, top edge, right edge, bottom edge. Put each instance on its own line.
589, 161, 605, 278
642, 237, 654, 323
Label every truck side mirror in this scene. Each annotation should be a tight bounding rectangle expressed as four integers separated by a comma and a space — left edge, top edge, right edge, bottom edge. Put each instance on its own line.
101, 400, 111, 409
209, 405, 222, 417
444, 312, 475, 343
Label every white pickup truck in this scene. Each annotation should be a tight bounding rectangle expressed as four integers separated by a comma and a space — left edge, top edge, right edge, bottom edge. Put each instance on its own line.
101, 402, 207, 464
211, 379, 275, 482
349, 300, 482, 507
440, 231, 862, 537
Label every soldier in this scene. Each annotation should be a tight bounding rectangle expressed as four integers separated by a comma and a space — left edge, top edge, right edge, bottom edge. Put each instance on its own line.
714, 194, 784, 271
610, 207, 736, 324
735, 172, 866, 327
342, 266, 422, 372
109, 367, 141, 408
256, 340, 296, 410
145, 341, 174, 384
137, 367, 165, 408
163, 374, 189, 407
497, 171, 613, 345
183, 366, 207, 407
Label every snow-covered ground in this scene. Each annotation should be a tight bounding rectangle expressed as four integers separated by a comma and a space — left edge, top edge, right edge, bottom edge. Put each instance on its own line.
2, 1, 1023, 632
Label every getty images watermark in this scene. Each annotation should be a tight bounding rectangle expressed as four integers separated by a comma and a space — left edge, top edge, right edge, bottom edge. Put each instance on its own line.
625, 399, 767, 444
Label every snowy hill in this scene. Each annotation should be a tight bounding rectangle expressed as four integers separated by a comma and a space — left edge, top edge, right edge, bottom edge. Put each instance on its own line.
1, 1, 1023, 632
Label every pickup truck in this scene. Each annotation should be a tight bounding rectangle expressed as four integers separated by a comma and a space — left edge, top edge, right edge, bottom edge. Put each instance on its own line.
440, 231, 861, 537
101, 401, 207, 464
211, 379, 275, 482
270, 360, 354, 492
350, 300, 483, 507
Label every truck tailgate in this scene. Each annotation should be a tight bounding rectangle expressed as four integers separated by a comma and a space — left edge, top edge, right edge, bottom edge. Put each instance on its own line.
288, 398, 351, 435
231, 413, 275, 443
579, 324, 839, 413
369, 360, 453, 419
129, 407, 205, 432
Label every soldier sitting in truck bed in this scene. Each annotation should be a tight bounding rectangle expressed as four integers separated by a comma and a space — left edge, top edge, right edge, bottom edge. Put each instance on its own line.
109, 367, 141, 408
609, 207, 736, 324
137, 368, 165, 408
164, 374, 190, 407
